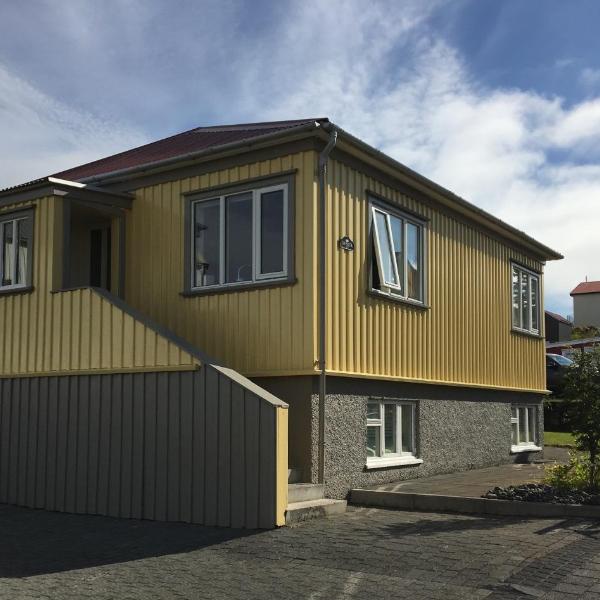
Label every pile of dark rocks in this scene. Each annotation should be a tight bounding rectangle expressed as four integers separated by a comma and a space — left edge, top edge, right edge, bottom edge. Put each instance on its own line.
482, 483, 600, 505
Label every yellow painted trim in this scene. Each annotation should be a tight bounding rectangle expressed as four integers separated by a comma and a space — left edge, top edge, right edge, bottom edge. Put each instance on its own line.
275, 406, 289, 526
327, 369, 550, 395
243, 368, 549, 394
244, 369, 318, 378
0, 364, 200, 379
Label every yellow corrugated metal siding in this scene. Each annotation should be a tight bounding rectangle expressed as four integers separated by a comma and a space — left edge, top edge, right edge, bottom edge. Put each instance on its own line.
0, 146, 546, 391
0, 196, 60, 375
123, 151, 317, 376
0, 286, 197, 376
0, 196, 197, 376
323, 158, 546, 392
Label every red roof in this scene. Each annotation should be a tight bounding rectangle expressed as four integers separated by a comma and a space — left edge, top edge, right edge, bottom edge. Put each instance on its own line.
53, 118, 326, 182
571, 281, 600, 296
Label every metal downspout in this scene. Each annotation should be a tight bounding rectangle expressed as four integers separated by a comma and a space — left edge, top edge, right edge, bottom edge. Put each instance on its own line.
317, 126, 338, 485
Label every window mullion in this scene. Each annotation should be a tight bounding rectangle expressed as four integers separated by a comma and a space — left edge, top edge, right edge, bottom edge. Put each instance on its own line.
219, 196, 225, 285
190, 204, 195, 289
0, 222, 4, 285
397, 405, 402, 454
385, 215, 400, 287
403, 221, 408, 297
520, 270, 524, 330
11, 220, 17, 285
283, 186, 288, 275
253, 189, 259, 281
529, 275, 534, 332
371, 208, 385, 287
379, 403, 385, 457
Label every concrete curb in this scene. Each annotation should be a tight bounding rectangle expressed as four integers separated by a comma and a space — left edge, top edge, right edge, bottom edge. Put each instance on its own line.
350, 489, 600, 519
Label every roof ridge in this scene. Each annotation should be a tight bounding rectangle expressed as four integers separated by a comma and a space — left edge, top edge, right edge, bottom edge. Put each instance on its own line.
193, 118, 326, 132
571, 281, 600, 295
545, 310, 572, 325
49, 118, 325, 182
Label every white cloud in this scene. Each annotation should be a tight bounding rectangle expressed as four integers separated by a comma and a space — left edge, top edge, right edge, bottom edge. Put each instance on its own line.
0, 0, 598, 316
0, 63, 147, 187
232, 2, 600, 315
580, 67, 600, 89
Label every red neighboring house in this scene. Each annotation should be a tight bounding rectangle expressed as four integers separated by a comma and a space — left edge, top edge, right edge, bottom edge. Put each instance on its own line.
571, 280, 600, 329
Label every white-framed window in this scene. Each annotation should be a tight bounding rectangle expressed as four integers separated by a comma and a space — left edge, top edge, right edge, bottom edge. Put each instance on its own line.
370, 202, 425, 304
510, 405, 540, 452
191, 184, 288, 289
0, 212, 33, 291
366, 400, 422, 468
511, 264, 540, 335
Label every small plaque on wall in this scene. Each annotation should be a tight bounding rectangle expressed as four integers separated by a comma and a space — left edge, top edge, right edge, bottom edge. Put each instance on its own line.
338, 236, 355, 251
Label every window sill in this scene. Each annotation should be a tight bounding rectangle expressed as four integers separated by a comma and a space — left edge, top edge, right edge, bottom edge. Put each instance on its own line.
181, 277, 297, 297
511, 328, 543, 340
368, 288, 429, 310
0, 285, 33, 297
365, 456, 423, 470
511, 444, 542, 454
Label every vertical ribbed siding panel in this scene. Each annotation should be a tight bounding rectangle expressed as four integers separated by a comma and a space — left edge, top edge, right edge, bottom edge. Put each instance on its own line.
0, 368, 280, 528
35, 377, 48, 509
1, 158, 316, 380
324, 158, 547, 391
0, 280, 198, 377
120, 151, 315, 377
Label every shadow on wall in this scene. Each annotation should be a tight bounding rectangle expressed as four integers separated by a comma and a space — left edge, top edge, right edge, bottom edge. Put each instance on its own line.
0, 504, 258, 578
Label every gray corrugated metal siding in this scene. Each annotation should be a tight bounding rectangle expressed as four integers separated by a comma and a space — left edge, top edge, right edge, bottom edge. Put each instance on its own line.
0, 367, 277, 528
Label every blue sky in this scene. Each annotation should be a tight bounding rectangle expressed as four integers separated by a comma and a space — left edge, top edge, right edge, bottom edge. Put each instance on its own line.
1, 0, 599, 315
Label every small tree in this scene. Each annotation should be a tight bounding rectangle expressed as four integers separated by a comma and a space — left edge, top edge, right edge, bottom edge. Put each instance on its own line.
563, 346, 600, 491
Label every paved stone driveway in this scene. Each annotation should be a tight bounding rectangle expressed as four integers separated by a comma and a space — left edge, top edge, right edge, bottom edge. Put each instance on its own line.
2, 504, 600, 599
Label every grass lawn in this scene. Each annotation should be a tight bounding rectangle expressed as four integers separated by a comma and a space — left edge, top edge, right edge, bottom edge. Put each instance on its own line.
544, 431, 576, 447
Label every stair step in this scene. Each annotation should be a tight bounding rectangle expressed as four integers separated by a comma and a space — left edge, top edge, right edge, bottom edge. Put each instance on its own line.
288, 483, 324, 503
288, 468, 302, 484
285, 499, 347, 525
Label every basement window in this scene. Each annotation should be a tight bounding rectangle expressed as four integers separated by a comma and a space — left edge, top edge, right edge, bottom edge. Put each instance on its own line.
366, 400, 422, 468
370, 200, 426, 305
510, 405, 541, 453
190, 183, 288, 290
0, 210, 33, 292
511, 264, 540, 335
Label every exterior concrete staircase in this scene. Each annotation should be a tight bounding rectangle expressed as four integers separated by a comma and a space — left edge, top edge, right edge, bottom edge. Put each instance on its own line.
285, 473, 347, 524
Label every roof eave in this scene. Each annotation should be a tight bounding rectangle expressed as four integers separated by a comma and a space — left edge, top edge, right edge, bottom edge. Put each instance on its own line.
570, 291, 600, 297
321, 122, 563, 262
75, 120, 325, 186
0, 177, 134, 209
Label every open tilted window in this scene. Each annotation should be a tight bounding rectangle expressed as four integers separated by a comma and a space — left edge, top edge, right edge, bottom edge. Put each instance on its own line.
0, 210, 33, 292
190, 183, 288, 290
511, 264, 540, 335
370, 200, 426, 305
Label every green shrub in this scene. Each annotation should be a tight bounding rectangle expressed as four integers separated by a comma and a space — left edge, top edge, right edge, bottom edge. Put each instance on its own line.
544, 451, 600, 491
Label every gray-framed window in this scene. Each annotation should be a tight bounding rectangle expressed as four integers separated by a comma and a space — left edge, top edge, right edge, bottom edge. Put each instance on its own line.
189, 183, 289, 290
0, 209, 33, 292
369, 199, 426, 304
511, 263, 540, 335
511, 405, 539, 450
367, 400, 416, 461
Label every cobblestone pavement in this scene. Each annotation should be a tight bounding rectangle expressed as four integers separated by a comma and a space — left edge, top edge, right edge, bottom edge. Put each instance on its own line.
2, 503, 600, 599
